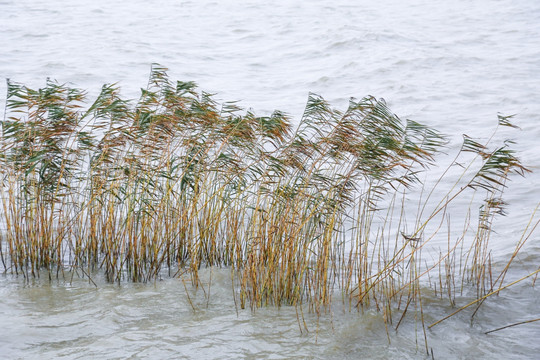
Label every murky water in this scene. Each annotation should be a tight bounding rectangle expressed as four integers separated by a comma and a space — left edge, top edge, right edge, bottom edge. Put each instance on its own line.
1, 0, 539, 358
1, 268, 538, 359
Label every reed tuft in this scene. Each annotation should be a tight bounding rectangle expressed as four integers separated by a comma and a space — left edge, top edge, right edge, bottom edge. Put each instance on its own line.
0, 65, 536, 342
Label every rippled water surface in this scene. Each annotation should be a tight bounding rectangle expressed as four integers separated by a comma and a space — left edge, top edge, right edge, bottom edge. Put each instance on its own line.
1, 269, 539, 359
1, 0, 540, 358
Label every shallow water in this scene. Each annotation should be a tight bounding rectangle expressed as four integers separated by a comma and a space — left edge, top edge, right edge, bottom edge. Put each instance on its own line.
0, 268, 539, 359
1, 0, 540, 358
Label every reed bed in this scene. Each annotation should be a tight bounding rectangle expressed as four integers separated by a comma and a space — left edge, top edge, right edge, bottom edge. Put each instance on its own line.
0, 65, 536, 334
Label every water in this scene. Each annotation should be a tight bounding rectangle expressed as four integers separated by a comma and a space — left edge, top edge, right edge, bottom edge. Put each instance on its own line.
1, 269, 538, 359
1, 0, 539, 358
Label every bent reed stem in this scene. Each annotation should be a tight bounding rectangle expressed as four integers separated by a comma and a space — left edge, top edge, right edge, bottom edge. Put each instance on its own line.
0, 65, 535, 335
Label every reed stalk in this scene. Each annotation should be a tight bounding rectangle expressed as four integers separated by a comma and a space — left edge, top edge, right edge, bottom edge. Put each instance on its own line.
0, 65, 535, 339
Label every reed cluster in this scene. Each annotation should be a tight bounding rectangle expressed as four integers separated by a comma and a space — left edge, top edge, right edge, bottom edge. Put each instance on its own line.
0, 66, 535, 327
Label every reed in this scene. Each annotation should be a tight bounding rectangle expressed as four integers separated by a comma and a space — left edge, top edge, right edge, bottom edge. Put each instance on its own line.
0, 65, 536, 338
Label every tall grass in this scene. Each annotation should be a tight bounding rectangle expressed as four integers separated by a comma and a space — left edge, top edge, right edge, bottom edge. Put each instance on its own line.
0, 65, 536, 334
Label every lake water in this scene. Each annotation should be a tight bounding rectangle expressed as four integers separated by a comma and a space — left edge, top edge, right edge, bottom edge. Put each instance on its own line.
1, 0, 539, 358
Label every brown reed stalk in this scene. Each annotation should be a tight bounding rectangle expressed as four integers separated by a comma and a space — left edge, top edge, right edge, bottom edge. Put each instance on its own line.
0, 65, 535, 343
